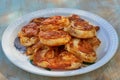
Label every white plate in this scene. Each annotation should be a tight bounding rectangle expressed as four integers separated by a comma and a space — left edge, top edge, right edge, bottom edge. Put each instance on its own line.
2, 8, 119, 77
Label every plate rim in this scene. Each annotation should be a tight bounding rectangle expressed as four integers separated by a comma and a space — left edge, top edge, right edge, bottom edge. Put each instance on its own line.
2, 8, 119, 77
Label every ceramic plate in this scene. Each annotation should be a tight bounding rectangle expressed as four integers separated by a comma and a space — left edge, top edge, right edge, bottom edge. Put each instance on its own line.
2, 8, 119, 77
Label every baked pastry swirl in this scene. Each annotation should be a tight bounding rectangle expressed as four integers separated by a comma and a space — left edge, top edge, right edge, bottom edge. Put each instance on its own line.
18, 14, 101, 70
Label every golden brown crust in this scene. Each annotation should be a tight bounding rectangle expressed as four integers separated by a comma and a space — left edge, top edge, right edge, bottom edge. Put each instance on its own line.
19, 36, 38, 47
84, 36, 101, 50
66, 14, 98, 38
40, 16, 70, 31
18, 14, 101, 70
69, 14, 94, 30
67, 25, 96, 38
30, 17, 47, 25
65, 38, 98, 63
39, 30, 69, 39
41, 16, 69, 26
33, 47, 82, 70
18, 22, 39, 37
26, 41, 44, 55
39, 31, 71, 46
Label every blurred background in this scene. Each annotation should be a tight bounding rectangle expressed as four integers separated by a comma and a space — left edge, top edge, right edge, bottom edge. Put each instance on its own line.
0, 0, 120, 36
0, 0, 120, 80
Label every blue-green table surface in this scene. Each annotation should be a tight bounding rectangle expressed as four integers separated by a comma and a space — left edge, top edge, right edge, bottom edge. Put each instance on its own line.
0, 0, 120, 80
